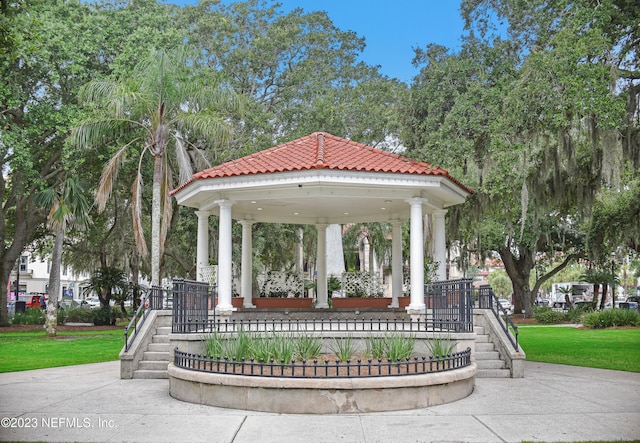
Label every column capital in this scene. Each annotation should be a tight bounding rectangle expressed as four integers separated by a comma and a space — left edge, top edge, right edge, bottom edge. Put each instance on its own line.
239, 219, 254, 227
215, 199, 234, 208
195, 209, 210, 218
432, 209, 448, 217
405, 197, 428, 206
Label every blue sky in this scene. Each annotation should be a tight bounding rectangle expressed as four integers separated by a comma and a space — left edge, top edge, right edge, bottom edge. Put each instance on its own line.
167, 1, 466, 83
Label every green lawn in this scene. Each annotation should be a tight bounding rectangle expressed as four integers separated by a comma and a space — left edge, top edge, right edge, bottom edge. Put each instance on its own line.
1, 325, 639, 374
516, 326, 640, 372
0, 329, 124, 373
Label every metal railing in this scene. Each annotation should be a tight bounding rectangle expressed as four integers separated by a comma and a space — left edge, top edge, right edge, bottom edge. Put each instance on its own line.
195, 316, 467, 333
477, 285, 519, 351
124, 286, 170, 352
173, 347, 472, 378
425, 278, 474, 332
172, 278, 212, 333
170, 278, 475, 334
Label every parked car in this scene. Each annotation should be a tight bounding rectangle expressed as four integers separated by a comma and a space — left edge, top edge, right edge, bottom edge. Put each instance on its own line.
626, 295, 640, 304
17, 294, 44, 309
498, 299, 512, 313
82, 297, 101, 308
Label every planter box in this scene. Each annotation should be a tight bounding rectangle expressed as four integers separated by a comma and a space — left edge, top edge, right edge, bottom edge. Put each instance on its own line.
232, 297, 244, 308
397, 296, 411, 308
331, 297, 391, 309
252, 297, 313, 309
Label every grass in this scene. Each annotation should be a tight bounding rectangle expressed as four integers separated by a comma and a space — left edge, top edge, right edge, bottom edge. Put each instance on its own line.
0, 329, 124, 373
516, 326, 640, 372
2, 324, 639, 374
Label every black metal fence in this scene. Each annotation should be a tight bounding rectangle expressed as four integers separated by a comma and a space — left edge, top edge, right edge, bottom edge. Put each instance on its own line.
172, 278, 212, 333
477, 284, 519, 351
173, 347, 472, 378
199, 317, 459, 333
425, 278, 474, 332
169, 278, 476, 334
124, 285, 170, 352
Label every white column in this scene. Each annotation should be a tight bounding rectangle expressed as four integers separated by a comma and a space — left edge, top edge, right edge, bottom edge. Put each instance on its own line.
326, 224, 345, 276
216, 200, 235, 313
195, 210, 210, 283
315, 224, 329, 308
407, 198, 426, 311
390, 220, 403, 308
295, 227, 304, 274
433, 210, 448, 281
240, 220, 255, 308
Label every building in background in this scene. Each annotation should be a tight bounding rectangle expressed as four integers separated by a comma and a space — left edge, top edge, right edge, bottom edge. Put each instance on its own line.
7, 251, 90, 304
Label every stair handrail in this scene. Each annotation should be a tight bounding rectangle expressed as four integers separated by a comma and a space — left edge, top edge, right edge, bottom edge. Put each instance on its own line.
477, 285, 519, 351
124, 285, 165, 352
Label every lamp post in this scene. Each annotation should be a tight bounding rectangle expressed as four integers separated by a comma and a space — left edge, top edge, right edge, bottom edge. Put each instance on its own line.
611, 252, 616, 309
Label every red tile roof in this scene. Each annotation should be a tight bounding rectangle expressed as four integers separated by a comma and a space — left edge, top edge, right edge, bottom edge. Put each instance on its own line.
174, 132, 473, 193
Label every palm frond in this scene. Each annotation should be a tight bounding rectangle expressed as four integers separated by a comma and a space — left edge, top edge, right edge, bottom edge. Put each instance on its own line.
95, 140, 139, 212
71, 117, 141, 148
173, 132, 194, 185
175, 111, 234, 146
131, 168, 148, 257
79, 80, 120, 105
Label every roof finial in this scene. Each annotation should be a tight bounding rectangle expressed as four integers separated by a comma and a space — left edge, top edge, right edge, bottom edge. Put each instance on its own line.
315, 132, 325, 166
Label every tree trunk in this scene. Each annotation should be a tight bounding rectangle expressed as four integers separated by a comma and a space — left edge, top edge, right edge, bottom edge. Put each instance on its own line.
151, 154, 162, 286
0, 260, 16, 326
46, 228, 64, 337
600, 284, 608, 310
500, 245, 534, 317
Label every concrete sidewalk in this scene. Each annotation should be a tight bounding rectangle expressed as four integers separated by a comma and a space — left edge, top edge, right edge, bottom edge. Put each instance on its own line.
0, 360, 638, 443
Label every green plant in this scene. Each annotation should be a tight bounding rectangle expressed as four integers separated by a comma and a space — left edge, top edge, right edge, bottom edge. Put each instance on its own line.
327, 276, 341, 296
385, 332, 415, 361
248, 334, 274, 361
426, 335, 457, 357
365, 333, 416, 360
92, 307, 116, 326
582, 309, 640, 329
11, 309, 45, 325
566, 308, 584, 324
222, 329, 253, 360
204, 331, 225, 357
533, 306, 567, 324
268, 333, 295, 363
329, 335, 357, 361
293, 333, 323, 360
63, 308, 94, 323
365, 335, 388, 359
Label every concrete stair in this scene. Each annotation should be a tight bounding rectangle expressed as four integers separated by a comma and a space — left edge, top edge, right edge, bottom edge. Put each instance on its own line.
474, 325, 511, 378
133, 326, 171, 379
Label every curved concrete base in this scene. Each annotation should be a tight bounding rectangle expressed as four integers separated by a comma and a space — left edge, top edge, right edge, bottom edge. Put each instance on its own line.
168, 363, 476, 413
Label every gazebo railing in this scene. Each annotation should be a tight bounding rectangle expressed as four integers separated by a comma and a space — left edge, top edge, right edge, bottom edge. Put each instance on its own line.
124, 285, 169, 352
174, 347, 472, 378
172, 278, 212, 333
477, 284, 519, 351
425, 278, 474, 333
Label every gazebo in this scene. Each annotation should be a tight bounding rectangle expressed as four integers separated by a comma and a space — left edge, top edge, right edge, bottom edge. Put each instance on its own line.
171, 132, 472, 315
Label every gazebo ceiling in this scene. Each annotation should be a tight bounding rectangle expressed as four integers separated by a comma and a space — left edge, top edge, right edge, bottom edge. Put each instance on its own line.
171, 132, 473, 224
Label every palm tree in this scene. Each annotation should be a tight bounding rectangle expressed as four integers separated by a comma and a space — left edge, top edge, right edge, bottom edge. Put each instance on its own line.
83, 267, 129, 309
72, 48, 242, 286
36, 178, 90, 337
